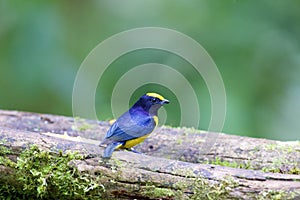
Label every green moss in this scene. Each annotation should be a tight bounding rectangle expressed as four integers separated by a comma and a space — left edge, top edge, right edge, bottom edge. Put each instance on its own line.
141, 185, 175, 198
288, 167, 300, 174
0, 144, 16, 168
106, 157, 124, 175
175, 126, 202, 136
177, 138, 183, 145
72, 117, 94, 132
174, 168, 195, 177
209, 155, 299, 175
191, 176, 239, 200
265, 142, 299, 153
262, 164, 300, 175
261, 156, 300, 175
0, 144, 11, 155
110, 157, 124, 168
256, 189, 299, 200
173, 169, 240, 199
264, 143, 277, 151
209, 157, 251, 170
262, 142, 300, 175
1, 145, 105, 199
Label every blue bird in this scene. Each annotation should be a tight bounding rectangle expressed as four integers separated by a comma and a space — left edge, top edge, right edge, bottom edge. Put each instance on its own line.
100, 93, 169, 158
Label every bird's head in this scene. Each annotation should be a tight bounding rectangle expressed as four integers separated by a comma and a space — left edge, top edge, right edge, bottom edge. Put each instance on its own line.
132, 92, 169, 115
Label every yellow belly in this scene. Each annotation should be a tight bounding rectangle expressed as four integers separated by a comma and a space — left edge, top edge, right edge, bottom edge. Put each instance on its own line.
121, 134, 150, 149
153, 115, 158, 126
116, 116, 157, 149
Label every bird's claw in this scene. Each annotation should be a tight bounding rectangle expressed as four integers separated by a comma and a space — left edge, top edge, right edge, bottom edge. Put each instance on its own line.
126, 148, 142, 154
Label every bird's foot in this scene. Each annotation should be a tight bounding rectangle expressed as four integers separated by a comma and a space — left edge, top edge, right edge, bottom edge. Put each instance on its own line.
126, 148, 142, 154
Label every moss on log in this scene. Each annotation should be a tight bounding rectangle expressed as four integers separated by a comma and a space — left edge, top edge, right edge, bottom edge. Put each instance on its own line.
0, 110, 299, 199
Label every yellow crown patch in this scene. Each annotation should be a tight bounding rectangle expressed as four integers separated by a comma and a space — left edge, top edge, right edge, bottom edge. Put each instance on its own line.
146, 92, 165, 101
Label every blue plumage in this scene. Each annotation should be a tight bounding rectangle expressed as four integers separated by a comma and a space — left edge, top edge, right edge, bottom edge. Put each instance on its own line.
100, 93, 169, 158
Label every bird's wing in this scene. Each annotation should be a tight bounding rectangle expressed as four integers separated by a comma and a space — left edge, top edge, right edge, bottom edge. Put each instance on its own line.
104, 112, 155, 142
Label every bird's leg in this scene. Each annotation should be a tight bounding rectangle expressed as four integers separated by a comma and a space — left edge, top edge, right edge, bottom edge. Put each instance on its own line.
102, 142, 124, 158
126, 148, 142, 154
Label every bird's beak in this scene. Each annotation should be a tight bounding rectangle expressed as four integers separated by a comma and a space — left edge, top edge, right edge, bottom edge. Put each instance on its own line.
161, 99, 170, 105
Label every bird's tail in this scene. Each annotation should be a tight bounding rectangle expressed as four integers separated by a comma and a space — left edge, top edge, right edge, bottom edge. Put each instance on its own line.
103, 142, 124, 158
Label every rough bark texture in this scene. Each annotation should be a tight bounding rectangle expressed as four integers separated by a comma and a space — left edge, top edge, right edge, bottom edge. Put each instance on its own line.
0, 110, 299, 199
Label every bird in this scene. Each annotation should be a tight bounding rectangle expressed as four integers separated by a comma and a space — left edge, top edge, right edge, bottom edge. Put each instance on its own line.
100, 92, 170, 158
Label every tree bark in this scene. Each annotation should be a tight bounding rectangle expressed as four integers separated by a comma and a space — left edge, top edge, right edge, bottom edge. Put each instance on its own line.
0, 110, 299, 199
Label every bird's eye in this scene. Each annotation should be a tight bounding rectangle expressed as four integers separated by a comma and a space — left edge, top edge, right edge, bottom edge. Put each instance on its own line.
151, 98, 157, 103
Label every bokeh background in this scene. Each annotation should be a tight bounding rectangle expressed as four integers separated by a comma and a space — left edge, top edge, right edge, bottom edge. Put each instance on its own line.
1, 1, 299, 140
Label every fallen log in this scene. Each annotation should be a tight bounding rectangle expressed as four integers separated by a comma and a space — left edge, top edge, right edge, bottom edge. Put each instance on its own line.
1, 110, 299, 172
0, 110, 299, 199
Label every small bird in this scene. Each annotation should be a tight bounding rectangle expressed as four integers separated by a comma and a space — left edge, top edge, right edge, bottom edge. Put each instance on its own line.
100, 92, 170, 158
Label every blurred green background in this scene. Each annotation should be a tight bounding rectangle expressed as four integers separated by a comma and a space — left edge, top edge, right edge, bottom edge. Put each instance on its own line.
1, 1, 299, 140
